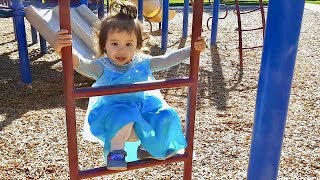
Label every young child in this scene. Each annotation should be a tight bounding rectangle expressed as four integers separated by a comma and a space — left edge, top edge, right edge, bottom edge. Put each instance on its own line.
54, 0, 206, 171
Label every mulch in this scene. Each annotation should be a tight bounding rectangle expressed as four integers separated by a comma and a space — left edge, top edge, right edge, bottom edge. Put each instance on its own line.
0, 6, 319, 179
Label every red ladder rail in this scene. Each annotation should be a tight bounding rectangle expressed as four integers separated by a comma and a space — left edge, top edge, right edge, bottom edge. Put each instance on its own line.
234, 0, 266, 67
58, 0, 204, 179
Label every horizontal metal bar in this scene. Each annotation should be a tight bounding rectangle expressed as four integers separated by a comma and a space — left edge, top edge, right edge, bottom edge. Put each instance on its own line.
243, 45, 263, 50
240, 7, 262, 14
242, 27, 264, 31
237, 45, 263, 50
236, 27, 264, 32
74, 78, 192, 99
79, 154, 188, 179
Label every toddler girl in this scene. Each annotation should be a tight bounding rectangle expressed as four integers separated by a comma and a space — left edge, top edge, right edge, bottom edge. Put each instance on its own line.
54, 0, 206, 171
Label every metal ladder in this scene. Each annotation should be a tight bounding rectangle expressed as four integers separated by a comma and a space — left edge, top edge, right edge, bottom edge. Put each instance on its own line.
58, 0, 204, 179
234, 0, 266, 67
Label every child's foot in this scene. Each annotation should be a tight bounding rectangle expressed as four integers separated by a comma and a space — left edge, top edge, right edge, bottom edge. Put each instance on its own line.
137, 146, 177, 160
107, 150, 127, 170
137, 146, 154, 160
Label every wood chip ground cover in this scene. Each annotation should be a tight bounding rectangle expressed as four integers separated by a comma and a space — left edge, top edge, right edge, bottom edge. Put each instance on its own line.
0, 7, 319, 179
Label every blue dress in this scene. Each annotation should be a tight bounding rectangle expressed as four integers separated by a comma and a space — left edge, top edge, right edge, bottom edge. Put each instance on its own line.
82, 56, 187, 159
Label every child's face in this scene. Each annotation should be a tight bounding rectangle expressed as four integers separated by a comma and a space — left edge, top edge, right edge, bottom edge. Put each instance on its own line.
105, 30, 138, 66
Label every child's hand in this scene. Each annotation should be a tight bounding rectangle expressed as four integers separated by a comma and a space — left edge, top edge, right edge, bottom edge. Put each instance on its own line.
194, 36, 206, 52
54, 29, 72, 53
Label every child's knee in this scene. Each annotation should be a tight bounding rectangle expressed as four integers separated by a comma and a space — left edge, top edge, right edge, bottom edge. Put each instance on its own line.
127, 128, 139, 142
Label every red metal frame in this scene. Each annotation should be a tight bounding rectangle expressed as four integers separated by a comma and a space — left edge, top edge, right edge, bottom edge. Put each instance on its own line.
234, 0, 266, 67
58, 0, 204, 179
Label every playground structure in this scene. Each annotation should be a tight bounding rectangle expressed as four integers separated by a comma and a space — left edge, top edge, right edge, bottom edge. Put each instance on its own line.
234, 0, 265, 67
56, 0, 203, 178
56, 0, 306, 179
129, 0, 176, 32
205, 0, 265, 68
0, 0, 309, 178
25, 5, 100, 59
0, 0, 186, 83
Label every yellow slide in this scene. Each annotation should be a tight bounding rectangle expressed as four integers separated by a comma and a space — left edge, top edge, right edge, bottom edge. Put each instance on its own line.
129, 0, 176, 22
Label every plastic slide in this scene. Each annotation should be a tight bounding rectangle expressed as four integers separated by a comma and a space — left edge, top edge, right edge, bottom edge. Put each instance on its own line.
129, 0, 176, 22
25, 4, 101, 59
25, 5, 145, 162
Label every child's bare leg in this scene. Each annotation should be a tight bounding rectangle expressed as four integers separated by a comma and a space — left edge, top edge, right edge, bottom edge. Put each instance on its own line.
107, 122, 134, 170
110, 122, 134, 151
127, 127, 139, 142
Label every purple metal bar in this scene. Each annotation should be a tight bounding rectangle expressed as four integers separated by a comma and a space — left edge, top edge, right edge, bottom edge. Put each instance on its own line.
247, 0, 305, 179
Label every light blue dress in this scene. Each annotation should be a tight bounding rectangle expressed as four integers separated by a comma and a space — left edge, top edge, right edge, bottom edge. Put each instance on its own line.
82, 56, 187, 159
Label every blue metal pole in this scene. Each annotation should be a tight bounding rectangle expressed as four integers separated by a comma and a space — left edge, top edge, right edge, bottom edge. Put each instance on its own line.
182, 0, 189, 38
11, 0, 32, 83
98, 0, 104, 19
247, 0, 305, 179
137, 0, 143, 22
12, 15, 17, 40
40, 35, 47, 54
210, 0, 220, 45
79, 0, 88, 6
161, 0, 169, 50
35, 0, 42, 6
31, 26, 38, 44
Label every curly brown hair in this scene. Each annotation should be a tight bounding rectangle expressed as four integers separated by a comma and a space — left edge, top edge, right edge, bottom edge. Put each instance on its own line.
96, 0, 143, 56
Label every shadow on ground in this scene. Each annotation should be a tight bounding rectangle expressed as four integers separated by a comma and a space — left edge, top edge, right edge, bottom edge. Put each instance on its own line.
0, 47, 93, 131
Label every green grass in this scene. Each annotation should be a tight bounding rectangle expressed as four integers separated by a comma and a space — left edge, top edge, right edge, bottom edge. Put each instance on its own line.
167, 0, 270, 6
103, 0, 320, 6
306, 0, 320, 4
169, 0, 268, 5
169, 0, 320, 6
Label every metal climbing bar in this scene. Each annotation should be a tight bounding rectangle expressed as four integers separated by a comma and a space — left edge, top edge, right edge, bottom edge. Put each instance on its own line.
58, 0, 204, 179
247, 0, 305, 178
238, 26, 263, 32
75, 78, 192, 98
234, 0, 265, 67
12, 0, 32, 83
58, 0, 78, 178
161, 0, 169, 50
238, 7, 262, 14
79, 155, 187, 178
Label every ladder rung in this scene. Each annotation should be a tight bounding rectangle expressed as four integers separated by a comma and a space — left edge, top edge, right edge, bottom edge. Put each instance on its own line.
243, 45, 263, 50
237, 45, 263, 50
75, 78, 192, 99
240, 7, 263, 14
236, 27, 263, 32
79, 154, 188, 179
